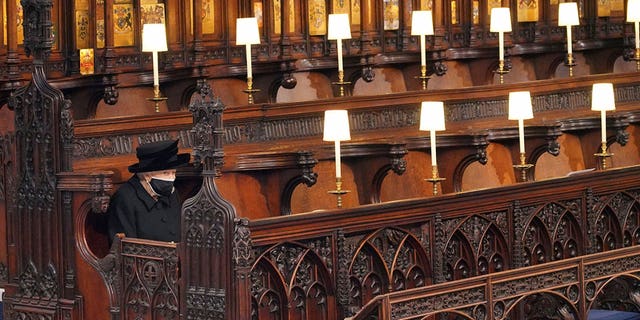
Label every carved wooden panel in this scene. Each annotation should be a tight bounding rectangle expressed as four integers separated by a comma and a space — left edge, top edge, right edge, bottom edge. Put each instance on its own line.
350, 246, 640, 320
251, 238, 336, 319
120, 240, 179, 319
591, 190, 640, 252
346, 228, 431, 308
245, 166, 640, 320
442, 212, 510, 280
0, 132, 15, 285
517, 200, 584, 266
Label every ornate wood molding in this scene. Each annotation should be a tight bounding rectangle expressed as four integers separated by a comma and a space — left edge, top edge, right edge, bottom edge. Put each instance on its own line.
73, 74, 640, 163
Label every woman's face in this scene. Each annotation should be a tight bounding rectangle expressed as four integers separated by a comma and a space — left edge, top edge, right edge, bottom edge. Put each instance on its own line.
145, 169, 177, 181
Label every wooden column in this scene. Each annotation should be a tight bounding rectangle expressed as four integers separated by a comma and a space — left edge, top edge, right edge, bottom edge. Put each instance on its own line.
2, 0, 80, 317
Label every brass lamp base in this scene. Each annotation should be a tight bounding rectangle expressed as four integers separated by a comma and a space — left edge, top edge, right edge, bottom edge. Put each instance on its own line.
594, 142, 613, 170
242, 88, 260, 104
332, 70, 351, 97
513, 153, 534, 182
425, 166, 445, 195
631, 48, 640, 72
328, 177, 350, 208
331, 80, 351, 97
496, 60, 509, 84
417, 65, 430, 90
146, 85, 167, 112
565, 53, 576, 77
243, 77, 260, 104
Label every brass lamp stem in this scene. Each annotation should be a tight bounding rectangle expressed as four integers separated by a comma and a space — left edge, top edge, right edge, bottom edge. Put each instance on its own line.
566, 53, 575, 77
425, 165, 445, 195
328, 177, 350, 208
513, 152, 534, 182
243, 76, 260, 104
332, 70, 351, 97
594, 142, 613, 170
418, 65, 430, 90
498, 60, 505, 84
147, 84, 167, 113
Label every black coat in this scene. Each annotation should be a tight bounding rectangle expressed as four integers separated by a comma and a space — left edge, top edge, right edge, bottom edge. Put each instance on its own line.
107, 176, 181, 242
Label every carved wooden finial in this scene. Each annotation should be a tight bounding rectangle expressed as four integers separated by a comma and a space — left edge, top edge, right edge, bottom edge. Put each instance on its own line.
188, 79, 226, 176
20, 0, 54, 61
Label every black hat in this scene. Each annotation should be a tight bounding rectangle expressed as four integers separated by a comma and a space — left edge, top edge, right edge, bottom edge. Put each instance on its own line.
128, 139, 190, 173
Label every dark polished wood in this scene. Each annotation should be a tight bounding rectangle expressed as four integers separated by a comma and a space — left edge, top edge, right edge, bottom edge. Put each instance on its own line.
348, 245, 640, 320
72, 164, 640, 320
1, 0, 640, 318
0, 0, 636, 109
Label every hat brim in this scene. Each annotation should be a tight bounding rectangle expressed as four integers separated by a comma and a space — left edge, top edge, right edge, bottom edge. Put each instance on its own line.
128, 153, 190, 173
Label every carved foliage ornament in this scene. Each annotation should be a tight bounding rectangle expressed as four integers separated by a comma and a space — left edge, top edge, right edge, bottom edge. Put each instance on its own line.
185, 286, 225, 320
73, 135, 132, 159
390, 286, 485, 319
233, 218, 254, 269
0, 133, 16, 202
0, 262, 7, 282
17, 261, 58, 299
60, 99, 74, 146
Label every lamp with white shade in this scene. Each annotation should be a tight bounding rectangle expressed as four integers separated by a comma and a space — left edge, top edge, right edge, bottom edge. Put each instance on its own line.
328, 14, 352, 96
628, 0, 640, 70
508, 91, 535, 182
558, 2, 579, 77
323, 109, 351, 207
592, 83, 616, 169
490, 7, 512, 84
419, 101, 446, 195
142, 23, 168, 112
236, 17, 261, 104
411, 10, 434, 90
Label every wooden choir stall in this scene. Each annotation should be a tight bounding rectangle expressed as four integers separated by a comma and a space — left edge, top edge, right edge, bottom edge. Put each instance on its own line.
1, 0, 640, 318
1, 75, 640, 319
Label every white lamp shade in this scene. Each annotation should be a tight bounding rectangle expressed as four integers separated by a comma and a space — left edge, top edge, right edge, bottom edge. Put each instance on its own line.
236, 17, 261, 45
558, 2, 579, 26
628, 0, 640, 22
490, 8, 512, 32
411, 11, 434, 35
591, 83, 616, 111
328, 14, 352, 40
323, 110, 351, 141
142, 24, 168, 52
508, 91, 534, 120
419, 101, 446, 131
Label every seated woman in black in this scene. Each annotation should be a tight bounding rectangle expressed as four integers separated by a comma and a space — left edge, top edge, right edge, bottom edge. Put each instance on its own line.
107, 139, 190, 242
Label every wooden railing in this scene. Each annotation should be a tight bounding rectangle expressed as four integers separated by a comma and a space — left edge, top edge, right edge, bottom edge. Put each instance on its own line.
244, 165, 640, 318
347, 245, 640, 320
84, 165, 640, 319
